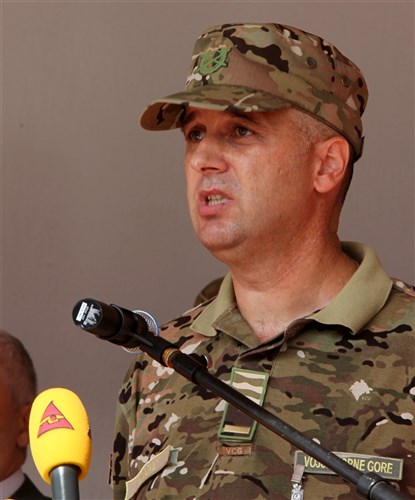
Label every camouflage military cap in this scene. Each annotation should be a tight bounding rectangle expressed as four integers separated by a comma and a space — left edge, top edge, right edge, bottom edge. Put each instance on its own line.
140, 22, 369, 160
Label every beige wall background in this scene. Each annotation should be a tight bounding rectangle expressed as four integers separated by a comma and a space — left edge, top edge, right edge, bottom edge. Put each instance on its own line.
1, 1, 414, 498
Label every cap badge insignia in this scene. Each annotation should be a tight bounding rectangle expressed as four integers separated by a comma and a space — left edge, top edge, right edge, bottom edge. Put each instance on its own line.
198, 46, 231, 76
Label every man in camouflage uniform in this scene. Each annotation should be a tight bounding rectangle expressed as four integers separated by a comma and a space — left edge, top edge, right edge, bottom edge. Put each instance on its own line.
111, 23, 415, 499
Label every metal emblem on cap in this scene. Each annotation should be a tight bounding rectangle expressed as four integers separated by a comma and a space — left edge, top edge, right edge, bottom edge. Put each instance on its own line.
198, 46, 231, 76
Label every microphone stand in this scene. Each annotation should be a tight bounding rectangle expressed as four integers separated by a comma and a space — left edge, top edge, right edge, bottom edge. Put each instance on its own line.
131, 327, 409, 500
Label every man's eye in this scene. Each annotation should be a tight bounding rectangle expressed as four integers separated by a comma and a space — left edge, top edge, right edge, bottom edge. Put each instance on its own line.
187, 129, 204, 142
235, 126, 252, 137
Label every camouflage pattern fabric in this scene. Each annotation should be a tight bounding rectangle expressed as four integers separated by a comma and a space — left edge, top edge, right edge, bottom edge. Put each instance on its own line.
111, 243, 414, 499
140, 23, 368, 160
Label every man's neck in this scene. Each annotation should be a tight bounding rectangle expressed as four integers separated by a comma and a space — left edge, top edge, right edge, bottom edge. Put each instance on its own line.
229, 238, 358, 342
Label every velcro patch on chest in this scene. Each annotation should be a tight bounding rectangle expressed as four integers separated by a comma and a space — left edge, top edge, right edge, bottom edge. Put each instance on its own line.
294, 451, 403, 480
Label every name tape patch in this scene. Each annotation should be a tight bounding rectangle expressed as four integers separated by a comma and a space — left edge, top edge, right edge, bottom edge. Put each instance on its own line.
294, 451, 403, 480
217, 445, 253, 457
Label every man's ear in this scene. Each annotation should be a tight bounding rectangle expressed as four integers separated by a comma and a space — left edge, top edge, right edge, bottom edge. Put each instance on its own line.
312, 136, 350, 194
16, 403, 32, 449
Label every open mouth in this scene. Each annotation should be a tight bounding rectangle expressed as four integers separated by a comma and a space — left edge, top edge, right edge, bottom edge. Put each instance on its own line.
206, 194, 228, 205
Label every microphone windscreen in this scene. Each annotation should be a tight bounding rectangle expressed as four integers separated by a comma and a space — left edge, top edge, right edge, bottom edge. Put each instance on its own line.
29, 387, 92, 483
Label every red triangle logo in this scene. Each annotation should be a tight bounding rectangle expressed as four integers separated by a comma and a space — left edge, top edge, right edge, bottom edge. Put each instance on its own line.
37, 401, 74, 437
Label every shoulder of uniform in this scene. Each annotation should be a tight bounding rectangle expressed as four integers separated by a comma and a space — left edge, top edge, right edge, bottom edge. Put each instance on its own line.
116, 301, 213, 409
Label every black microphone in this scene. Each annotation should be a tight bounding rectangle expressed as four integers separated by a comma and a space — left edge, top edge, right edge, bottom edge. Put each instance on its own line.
73, 298, 211, 377
72, 298, 159, 353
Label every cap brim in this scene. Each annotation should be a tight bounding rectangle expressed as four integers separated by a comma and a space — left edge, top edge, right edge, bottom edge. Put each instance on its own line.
140, 85, 290, 131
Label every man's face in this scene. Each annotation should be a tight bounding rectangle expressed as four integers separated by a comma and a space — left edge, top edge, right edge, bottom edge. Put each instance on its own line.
182, 107, 316, 262
0, 368, 29, 480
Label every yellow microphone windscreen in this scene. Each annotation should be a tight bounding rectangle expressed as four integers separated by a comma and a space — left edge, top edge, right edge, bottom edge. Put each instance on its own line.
29, 387, 92, 483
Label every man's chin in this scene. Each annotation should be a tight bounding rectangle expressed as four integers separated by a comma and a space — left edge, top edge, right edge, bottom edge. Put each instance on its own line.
197, 233, 243, 260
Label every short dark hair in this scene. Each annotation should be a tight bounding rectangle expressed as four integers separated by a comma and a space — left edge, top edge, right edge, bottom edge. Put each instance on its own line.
0, 330, 37, 408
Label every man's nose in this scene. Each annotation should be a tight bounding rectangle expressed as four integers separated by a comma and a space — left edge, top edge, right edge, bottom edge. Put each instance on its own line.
187, 136, 228, 174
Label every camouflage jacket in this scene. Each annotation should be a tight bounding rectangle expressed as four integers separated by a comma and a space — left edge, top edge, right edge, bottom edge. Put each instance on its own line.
111, 242, 415, 499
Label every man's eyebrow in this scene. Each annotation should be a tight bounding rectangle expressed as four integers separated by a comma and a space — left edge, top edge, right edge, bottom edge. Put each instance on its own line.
227, 108, 256, 122
180, 108, 256, 129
